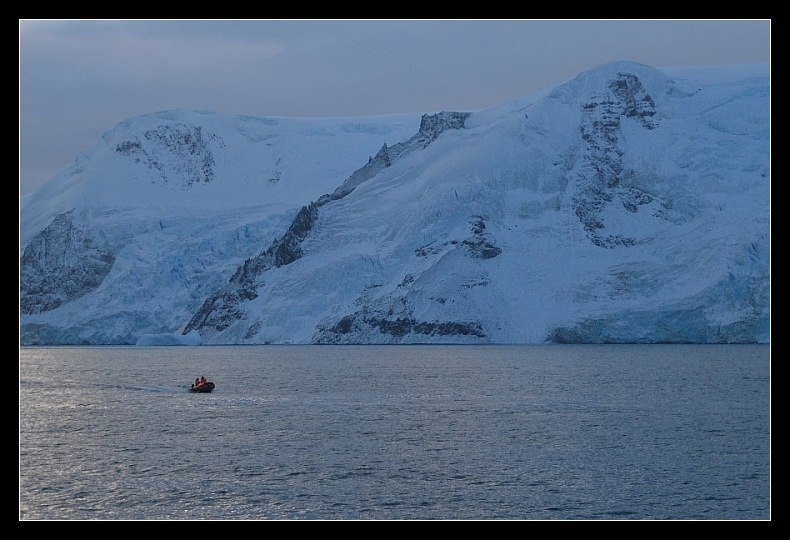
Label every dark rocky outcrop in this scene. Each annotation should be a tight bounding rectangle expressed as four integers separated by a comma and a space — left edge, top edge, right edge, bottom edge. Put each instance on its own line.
573, 72, 665, 248
462, 217, 502, 259
317, 312, 485, 343
20, 210, 115, 315
115, 123, 220, 187
183, 202, 320, 333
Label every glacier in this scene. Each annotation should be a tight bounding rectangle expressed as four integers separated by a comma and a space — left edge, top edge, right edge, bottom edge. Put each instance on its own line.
135, 330, 202, 347
19, 61, 770, 345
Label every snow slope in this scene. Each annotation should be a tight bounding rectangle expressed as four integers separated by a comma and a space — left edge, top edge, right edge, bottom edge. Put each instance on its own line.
20, 61, 770, 345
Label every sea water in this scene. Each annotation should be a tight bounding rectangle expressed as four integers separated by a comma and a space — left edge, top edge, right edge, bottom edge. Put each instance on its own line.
19, 344, 770, 520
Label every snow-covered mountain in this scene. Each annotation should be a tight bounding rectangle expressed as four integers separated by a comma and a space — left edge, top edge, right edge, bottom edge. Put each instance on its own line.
19, 61, 770, 345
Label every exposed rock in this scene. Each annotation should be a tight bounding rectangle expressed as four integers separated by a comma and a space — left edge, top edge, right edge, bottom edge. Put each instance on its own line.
115, 123, 220, 188
316, 311, 485, 343
20, 210, 115, 315
573, 72, 664, 248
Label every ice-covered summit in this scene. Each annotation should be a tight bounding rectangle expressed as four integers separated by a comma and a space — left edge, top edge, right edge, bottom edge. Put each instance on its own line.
20, 61, 770, 345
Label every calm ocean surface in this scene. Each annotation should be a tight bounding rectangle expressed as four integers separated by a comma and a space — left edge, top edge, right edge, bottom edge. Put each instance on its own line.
19, 344, 770, 520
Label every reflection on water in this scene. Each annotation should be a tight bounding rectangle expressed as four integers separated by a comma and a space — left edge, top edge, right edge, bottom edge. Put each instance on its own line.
20, 344, 770, 520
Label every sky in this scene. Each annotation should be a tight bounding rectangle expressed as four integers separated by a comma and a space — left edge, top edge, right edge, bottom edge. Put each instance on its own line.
18, 19, 771, 196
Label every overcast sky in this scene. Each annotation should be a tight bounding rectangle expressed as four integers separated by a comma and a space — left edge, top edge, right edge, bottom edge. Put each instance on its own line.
19, 20, 771, 196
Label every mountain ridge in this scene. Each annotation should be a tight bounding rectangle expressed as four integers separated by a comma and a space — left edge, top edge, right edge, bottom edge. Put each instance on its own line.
19, 61, 770, 345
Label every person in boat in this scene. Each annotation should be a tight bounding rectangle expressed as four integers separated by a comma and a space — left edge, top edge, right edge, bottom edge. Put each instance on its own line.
195, 377, 201, 387
200, 376, 207, 385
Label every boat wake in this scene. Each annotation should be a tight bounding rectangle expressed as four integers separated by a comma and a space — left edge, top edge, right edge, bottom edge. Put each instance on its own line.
93, 382, 186, 394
